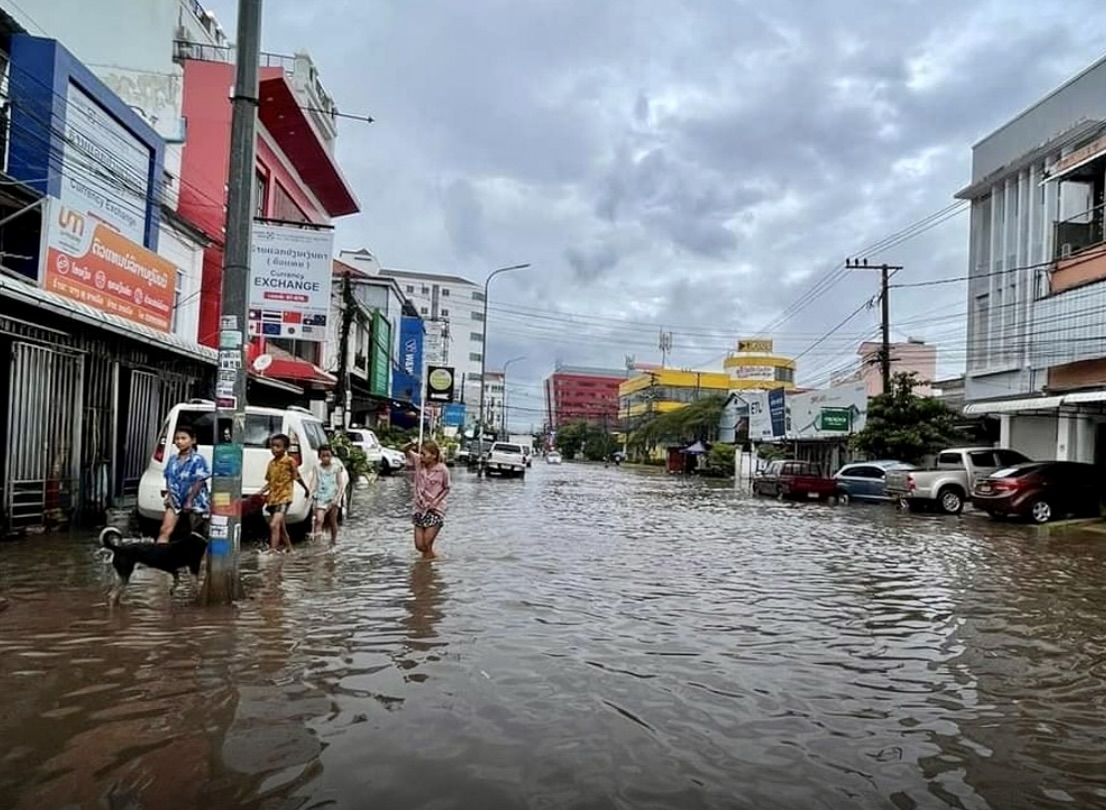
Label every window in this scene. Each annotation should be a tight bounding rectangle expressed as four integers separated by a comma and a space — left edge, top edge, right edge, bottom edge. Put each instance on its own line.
442, 289, 450, 297
441, 308, 450, 317
472, 311, 485, 322
421, 285, 430, 294
470, 352, 483, 362
472, 291, 485, 302
421, 307, 429, 315
271, 181, 309, 223
406, 285, 414, 293
470, 332, 483, 342
937, 452, 962, 467
243, 414, 283, 447
843, 465, 882, 479
254, 170, 268, 217
301, 420, 329, 450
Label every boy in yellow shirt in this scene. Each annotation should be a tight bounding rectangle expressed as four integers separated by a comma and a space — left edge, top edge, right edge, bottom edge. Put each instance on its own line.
260, 433, 309, 553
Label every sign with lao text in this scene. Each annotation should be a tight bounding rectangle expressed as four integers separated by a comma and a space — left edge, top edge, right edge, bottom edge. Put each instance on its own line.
819, 408, 852, 432
40, 197, 177, 332
248, 222, 334, 342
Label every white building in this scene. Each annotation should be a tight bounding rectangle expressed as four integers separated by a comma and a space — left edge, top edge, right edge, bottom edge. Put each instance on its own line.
957, 52, 1106, 464
376, 265, 487, 408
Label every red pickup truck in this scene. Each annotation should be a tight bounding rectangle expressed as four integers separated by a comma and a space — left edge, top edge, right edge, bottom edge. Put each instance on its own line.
752, 460, 838, 501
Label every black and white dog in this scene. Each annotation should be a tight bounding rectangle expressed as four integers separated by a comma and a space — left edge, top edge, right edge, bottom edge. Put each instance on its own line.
100, 527, 208, 604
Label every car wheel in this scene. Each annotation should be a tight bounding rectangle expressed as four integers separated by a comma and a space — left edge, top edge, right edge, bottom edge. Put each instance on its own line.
838, 490, 851, 505
1029, 499, 1052, 525
938, 487, 964, 515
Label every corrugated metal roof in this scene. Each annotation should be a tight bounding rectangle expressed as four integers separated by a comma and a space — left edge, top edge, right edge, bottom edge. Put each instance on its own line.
0, 272, 217, 364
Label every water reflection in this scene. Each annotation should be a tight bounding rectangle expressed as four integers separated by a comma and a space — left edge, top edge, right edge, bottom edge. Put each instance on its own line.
397, 561, 447, 682
3, 466, 1106, 808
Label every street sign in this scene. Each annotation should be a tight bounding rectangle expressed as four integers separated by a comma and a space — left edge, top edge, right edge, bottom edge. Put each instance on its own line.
819, 407, 852, 432
427, 365, 456, 403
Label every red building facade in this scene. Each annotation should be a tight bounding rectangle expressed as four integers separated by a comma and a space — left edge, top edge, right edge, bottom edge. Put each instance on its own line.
177, 53, 359, 390
544, 366, 630, 430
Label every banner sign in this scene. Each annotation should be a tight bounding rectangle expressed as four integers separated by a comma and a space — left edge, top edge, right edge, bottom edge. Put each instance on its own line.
441, 403, 466, 427
738, 339, 773, 353
40, 197, 177, 332
370, 311, 391, 397
426, 365, 456, 403
768, 388, 787, 437
248, 222, 334, 341
731, 364, 776, 381
392, 316, 424, 405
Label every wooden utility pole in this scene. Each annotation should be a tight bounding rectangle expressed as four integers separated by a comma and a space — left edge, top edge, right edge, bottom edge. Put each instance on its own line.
204, 0, 263, 605
845, 258, 902, 395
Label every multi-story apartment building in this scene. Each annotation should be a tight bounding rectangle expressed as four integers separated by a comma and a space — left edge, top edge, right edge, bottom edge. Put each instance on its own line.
376, 266, 487, 407
544, 365, 631, 430
831, 339, 937, 397
958, 53, 1106, 464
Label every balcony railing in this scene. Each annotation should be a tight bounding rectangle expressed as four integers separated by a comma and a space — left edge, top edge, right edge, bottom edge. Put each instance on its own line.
1054, 202, 1106, 260
173, 40, 338, 126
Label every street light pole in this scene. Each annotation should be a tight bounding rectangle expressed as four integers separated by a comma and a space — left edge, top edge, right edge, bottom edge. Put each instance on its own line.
501, 355, 526, 435
476, 263, 529, 443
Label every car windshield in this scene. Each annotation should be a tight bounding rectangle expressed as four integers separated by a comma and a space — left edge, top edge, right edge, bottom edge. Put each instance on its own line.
495, 444, 522, 454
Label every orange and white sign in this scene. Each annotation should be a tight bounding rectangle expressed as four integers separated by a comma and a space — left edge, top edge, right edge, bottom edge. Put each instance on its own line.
40, 197, 177, 333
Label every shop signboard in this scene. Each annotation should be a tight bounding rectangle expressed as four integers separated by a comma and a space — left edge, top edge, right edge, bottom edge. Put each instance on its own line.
39, 197, 177, 332
441, 403, 466, 426
369, 311, 391, 397
768, 388, 787, 437
788, 382, 868, 439
426, 365, 456, 403
392, 316, 424, 404
247, 222, 334, 342
731, 364, 776, 381
737, 339, 773, 353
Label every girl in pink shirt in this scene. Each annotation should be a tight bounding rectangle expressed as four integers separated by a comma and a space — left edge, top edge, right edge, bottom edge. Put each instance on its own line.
404, 440, 451, 560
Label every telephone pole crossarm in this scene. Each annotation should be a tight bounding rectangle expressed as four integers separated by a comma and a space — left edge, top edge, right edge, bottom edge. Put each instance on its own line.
845, 258, 903, 396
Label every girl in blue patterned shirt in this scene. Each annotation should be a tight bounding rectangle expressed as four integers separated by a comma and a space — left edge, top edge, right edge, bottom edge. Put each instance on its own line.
157, 425, 211, 543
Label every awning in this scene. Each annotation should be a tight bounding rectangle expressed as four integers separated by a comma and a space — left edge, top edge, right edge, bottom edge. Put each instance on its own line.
256, 343, 337, 388
258, 72, 360, 217
0, 271, 217, 365
1061, 390, 1106, 405
1042, 133, 1106, 184
682, 441, 708, 455
963, 396, 1064, 415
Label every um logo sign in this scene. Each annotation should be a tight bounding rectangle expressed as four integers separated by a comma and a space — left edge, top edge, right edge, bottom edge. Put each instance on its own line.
56, 206, 85, 238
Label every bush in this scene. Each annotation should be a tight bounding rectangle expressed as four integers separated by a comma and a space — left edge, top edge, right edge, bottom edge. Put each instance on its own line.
328, 431, 371, 480
704, 443, 736, 477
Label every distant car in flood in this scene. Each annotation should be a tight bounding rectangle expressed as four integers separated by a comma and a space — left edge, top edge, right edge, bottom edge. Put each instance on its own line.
834, 460, 917, 504
972, 461, 1105, 524
752, 460, 837, 501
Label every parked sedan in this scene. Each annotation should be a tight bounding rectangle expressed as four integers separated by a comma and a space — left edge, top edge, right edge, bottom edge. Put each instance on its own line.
834, 460, 917, 504
972, 461, 1105, 524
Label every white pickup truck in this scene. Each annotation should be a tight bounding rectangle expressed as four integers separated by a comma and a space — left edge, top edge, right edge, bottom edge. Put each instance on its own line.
885, 447, 1031, 515
486, 442, 527, 478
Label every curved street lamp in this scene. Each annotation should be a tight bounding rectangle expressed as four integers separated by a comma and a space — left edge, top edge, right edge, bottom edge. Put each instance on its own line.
500, 355, 526, 434
476, 263, 530, 441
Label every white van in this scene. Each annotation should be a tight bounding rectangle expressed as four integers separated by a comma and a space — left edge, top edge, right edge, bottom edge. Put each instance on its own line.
137, 400, 329, 534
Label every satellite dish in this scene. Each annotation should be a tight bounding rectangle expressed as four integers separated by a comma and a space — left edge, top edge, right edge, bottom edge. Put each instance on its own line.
253, 353, 273, 373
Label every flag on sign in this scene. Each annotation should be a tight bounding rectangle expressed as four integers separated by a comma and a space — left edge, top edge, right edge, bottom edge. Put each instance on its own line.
283, 311, 303, 324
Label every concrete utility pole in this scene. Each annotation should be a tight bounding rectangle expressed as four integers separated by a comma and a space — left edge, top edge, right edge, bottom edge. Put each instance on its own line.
845, 257, 902, 395
204, 0, 263, 605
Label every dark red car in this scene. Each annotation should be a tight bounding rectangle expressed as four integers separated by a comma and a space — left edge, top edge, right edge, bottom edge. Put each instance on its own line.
753, 460, 838, 502
972, 461, 1105, 524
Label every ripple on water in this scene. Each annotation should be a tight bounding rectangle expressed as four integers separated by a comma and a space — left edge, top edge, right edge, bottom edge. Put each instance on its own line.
2, 465, 1106, 808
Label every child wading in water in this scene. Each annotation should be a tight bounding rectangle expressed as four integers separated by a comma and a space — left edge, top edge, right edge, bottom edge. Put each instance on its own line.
260, 433, 309, 553
158, 425, 210, 543
307, 445, 348, 543
404, 440, 451, 560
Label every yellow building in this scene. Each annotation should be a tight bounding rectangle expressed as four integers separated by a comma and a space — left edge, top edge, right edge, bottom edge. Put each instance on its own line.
722, 339, 796, 390
618, 368, 733, 426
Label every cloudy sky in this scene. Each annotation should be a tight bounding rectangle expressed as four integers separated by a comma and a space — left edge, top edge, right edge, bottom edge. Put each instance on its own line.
206, 0, 1106, 425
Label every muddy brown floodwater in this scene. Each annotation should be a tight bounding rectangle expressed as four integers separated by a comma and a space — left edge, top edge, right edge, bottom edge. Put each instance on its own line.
3, 462, 1106, 809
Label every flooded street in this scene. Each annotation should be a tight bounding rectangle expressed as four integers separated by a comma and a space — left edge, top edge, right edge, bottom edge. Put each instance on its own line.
3, 462, 1106, 809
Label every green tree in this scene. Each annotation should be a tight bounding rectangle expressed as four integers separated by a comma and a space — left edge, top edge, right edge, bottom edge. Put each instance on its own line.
555, 421, 587, 460
851, 372, 963, 464
704, 442, 736, 477
629, 395, 727, 457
